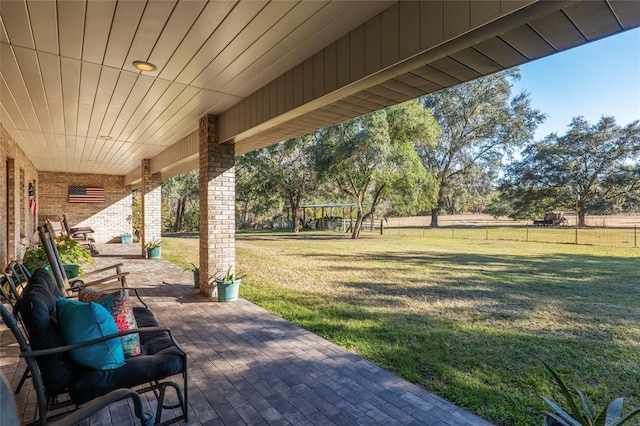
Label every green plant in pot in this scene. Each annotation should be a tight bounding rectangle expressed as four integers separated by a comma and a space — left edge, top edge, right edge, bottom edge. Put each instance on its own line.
145, 238, 162, 259
182, 262, 200, 288
22, 237, 93, 276
210, 267, 246, 302
121, 214, 133, 244
22, 243, 48, 272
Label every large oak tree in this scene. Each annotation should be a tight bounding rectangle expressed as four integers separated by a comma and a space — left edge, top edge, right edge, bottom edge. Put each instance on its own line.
419, 68, 545, 227
314, 100, 438, 239
498, 116, 640, 226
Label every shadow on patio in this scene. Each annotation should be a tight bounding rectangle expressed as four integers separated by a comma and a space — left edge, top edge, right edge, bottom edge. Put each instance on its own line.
1, 243, 492, 425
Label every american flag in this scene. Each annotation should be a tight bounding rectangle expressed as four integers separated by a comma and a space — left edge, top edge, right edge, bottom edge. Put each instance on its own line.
68, 186, 105, 203
29, 183, 37, 216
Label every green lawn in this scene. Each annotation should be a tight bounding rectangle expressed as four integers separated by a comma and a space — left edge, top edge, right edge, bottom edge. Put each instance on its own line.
162, 230, 640, 425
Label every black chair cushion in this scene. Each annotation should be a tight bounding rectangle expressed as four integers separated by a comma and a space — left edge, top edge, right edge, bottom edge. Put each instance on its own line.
17, 269, 76, 395
134, 307, 180, 354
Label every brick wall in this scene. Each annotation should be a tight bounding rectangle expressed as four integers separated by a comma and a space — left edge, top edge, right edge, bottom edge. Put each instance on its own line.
0, 124, 39, 266
38, 172, 132, 244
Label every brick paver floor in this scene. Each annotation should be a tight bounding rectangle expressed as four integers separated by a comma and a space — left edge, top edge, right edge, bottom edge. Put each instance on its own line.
1, 243, 493, 425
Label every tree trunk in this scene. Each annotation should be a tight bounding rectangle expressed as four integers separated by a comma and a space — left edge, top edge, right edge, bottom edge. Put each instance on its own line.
288, 192, 302, 233
291, 208, 300, 233
430, 208, 439, 228
578, 205, 587, 227
430, 181, 445, 227
241, 202, 248, 225
351, 208, 364, 239
173, 197, 186, 232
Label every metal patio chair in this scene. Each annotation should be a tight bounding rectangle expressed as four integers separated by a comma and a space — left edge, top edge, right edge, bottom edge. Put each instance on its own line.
1, 269, 188, 425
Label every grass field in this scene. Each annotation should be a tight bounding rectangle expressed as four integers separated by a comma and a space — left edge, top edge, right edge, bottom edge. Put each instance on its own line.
386, 225, 640, 249
162, 228, 640, 425
387, 213, 640, 228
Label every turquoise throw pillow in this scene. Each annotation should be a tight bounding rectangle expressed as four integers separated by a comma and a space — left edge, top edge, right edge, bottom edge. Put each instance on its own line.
55, 297, 125, 370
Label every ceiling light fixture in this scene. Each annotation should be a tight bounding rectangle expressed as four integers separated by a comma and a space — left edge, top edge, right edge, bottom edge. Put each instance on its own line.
133, 61, 157, 72
99, 135, 113, 140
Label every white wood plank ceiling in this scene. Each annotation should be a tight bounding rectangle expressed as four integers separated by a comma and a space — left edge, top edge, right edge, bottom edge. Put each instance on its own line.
0, 0, 393, 175
1, 1, 638, 181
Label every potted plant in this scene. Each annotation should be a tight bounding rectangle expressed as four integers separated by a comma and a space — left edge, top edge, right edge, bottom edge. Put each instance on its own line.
121, 214, 133, 244
22, 237, 93, 277
210, 267, 246, 302
21, 243, 48, 272
183, 262, 199, 288
145, 238, 162, 259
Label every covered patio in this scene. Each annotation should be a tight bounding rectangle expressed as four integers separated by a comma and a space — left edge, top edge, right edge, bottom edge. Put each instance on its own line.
1, 243, 492, 425
3, 0, 639, 282
2, 1, 639, 424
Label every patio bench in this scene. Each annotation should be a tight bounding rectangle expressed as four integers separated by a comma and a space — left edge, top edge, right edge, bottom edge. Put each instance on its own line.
1, 268, 188, 425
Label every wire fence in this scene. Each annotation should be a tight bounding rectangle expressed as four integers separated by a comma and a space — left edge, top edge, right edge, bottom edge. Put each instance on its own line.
388, 224, 640, 249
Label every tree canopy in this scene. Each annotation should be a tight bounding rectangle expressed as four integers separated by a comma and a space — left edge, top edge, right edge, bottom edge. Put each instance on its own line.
314, 99, 438, 239
159, 71, 639, 234
497, 116, 640, 225
419, 68, 545, 227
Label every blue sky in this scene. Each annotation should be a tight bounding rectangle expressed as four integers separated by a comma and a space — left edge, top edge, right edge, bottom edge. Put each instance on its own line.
513, 26, 640, 141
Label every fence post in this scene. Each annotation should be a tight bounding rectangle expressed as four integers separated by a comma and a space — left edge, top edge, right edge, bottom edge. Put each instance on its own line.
452, 225, 455, 239
485, 226, 488, 240
635, 225, 637, 248
575, 224, 578, 245
380, 220, 384, 235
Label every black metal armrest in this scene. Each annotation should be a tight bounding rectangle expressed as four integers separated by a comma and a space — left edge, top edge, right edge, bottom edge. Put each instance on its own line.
50, 388, 152, 426
21, 327, 183, 358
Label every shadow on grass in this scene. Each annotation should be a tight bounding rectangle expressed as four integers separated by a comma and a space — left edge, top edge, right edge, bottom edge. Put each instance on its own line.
236, 246, 640, 424
163, 230, 357, 241
162, 232, 200, 239
238, 233, 354, 241
308, 250, 637, 299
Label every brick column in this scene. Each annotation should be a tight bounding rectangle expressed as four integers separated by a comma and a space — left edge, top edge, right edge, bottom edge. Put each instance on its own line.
198, 114, 235, 297
141, 159, 162, 257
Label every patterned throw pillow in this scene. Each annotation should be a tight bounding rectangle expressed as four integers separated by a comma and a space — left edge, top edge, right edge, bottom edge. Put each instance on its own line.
78, 288, 141, 356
